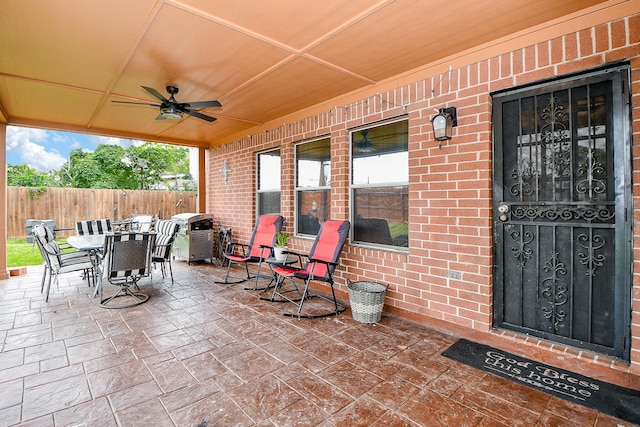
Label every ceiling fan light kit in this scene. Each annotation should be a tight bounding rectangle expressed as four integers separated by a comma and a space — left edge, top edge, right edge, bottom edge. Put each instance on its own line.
112, 85, 221, 122
159, 104, 183, 120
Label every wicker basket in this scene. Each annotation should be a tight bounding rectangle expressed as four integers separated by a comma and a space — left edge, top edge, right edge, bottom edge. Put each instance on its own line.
347, 281, 388, 323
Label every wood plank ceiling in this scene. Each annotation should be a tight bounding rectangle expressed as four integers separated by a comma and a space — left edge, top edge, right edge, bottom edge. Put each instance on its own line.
0, 0, 607, 148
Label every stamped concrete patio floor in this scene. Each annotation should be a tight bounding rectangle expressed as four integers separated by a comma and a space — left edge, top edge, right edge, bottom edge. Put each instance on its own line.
0, 260, 636, 427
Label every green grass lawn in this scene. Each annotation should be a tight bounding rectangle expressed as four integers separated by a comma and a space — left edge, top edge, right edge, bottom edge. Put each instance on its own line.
7, 238, 45, 268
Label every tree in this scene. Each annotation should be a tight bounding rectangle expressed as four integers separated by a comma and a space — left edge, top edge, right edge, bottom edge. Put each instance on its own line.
124, 144, 179, 190
7, 164, 55, 187
58, 148, 122, 189
53, 143, 191, 190
93, 145, 131, 188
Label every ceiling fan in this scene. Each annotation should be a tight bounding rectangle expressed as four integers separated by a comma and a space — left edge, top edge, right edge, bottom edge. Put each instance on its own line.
112, 85, 221, 122
354, 130, 376, 153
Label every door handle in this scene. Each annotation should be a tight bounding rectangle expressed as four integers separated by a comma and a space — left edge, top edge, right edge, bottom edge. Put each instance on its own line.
498, 204, 509, 222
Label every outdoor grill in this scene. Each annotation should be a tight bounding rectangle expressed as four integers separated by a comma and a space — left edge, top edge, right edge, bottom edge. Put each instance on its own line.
170, 213, 214, 264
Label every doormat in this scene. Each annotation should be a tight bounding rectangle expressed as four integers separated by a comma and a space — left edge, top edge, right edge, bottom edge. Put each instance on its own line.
441, 339, 640, 424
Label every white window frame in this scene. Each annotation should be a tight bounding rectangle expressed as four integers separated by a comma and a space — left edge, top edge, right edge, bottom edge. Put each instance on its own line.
294, 137, 331, 237
349, 118, 409, 249
256, 149, 281, 217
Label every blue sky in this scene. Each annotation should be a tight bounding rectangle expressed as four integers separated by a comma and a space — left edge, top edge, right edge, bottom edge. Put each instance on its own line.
6, 126, 144, 172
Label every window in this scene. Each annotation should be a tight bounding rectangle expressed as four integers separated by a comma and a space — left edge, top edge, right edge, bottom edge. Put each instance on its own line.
257, 149, 281, 216
351, 120, 408, 248
295, 138, 331, 236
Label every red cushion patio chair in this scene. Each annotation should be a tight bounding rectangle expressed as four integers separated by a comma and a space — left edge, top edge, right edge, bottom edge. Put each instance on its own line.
269, 219, 350, 318
217, 215, 284, 288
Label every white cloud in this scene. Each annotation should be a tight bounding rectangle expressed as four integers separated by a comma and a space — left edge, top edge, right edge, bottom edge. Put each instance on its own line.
51, 132, 83, 150
20, 141, 67, 172
6, 126, 150, 173
6, 126, 46, 150
88, 135, 144, 148
6, 126, 66, 172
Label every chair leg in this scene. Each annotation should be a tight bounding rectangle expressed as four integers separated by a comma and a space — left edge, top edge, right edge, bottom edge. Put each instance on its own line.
85, 268, 93, 287
168, 260, 174, 284
92, 266, 103, 298
100, 278, 149, 309
243, 260, 272, 291
45, 272, 55, 302
281, 279, 346, 319
219, 261, 234, 284
40, 267, 48, 293
262, 274, 303, 303
215, 260, 252, 285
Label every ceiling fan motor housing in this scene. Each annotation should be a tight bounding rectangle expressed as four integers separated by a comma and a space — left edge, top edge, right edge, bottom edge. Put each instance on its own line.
161, 103, 183, 119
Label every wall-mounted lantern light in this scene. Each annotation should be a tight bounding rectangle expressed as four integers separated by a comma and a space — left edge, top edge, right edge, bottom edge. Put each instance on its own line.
431, 107, 457, 141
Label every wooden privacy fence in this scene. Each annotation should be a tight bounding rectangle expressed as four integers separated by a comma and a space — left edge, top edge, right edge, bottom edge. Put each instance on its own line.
7, 187, 198, 239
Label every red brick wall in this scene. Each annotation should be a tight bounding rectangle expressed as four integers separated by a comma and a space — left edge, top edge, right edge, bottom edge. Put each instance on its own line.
209, 12, 640, 375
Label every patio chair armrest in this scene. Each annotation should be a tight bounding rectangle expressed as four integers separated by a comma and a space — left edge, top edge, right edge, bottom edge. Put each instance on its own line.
38, 244, 60, 257
257, 244, 276, 260
306, 257, 339, 282
226, 242, 248, 256
58, 251, 92, 263
282, 250, 307, 265
58, 248, 88, 257
308, 257, 338, 267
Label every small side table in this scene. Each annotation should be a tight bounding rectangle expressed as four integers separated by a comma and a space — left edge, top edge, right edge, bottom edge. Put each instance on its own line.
245, 255, 298, 291
260, 255, 300, 302
266, 255, 298, 267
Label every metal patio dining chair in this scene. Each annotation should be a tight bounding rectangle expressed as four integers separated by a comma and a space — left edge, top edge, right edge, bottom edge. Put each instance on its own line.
151, 219, 180, 283
130, 214, 153, 232
76, 218, 112, 235
33, 223, 96, 302
217, 215, 284, 288
100, 231, 155, 309
269, 219, 350, 318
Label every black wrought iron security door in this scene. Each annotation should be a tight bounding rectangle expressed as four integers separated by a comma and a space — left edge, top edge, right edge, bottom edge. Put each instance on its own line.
493, 65, 632, 360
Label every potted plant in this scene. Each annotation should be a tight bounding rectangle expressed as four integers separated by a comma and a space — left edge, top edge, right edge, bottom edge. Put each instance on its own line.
274, 231, 290, 261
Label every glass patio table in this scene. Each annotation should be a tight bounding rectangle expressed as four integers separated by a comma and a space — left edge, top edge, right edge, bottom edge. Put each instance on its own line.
67, 234, 106, 297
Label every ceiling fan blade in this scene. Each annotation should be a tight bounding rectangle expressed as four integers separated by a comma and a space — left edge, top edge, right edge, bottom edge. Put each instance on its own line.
141, 86, 169, 103
182, 100, 222, 109
112, 100, 161, 107
183, 108, 216, 122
